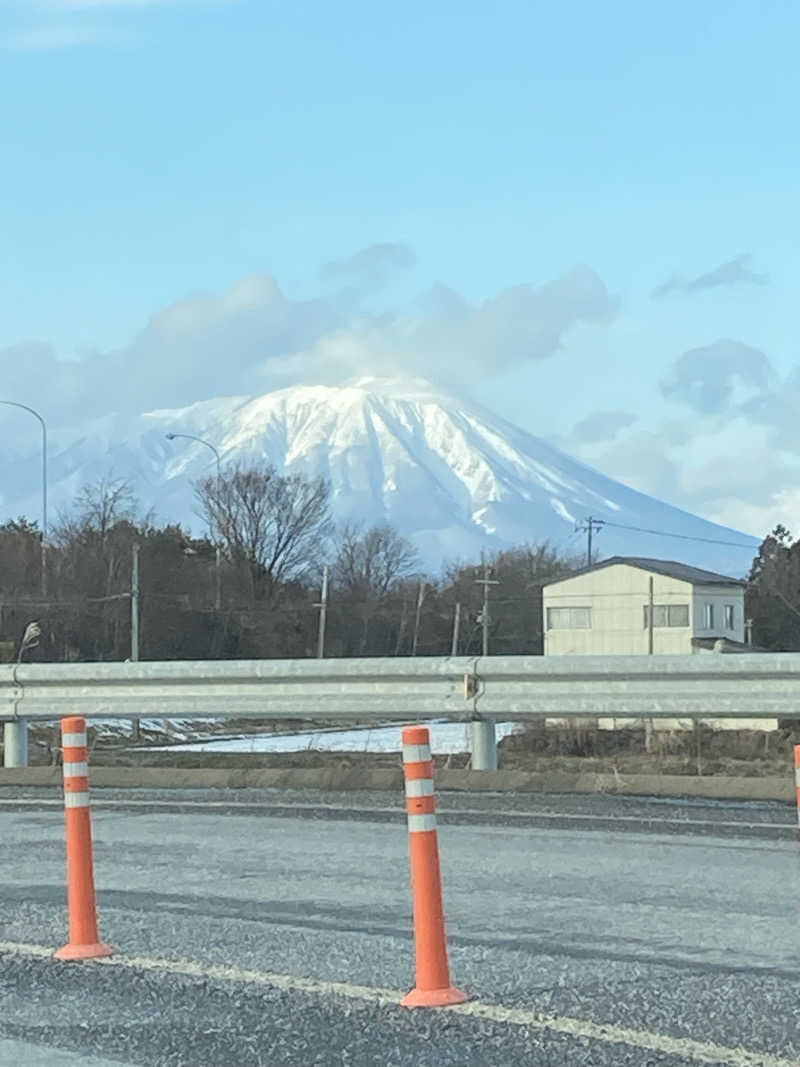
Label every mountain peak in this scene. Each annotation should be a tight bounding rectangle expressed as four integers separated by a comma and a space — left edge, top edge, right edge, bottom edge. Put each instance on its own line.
1, 379, 758, 575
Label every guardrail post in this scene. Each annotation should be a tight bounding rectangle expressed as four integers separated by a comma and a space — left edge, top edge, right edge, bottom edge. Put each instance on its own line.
3, 720, 29, 767
401, 725, 468, 1008
470, 719, 497, 771
55, 716, 113, 961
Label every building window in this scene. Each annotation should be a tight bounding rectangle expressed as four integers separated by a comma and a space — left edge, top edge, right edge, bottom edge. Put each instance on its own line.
643, 604, 690, 628
703, 603, 715, 629
724, 604, 735, 630
547, 606, 591, 629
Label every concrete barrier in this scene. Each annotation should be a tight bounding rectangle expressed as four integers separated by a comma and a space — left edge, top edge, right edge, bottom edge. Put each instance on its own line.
0, 765, 793, 802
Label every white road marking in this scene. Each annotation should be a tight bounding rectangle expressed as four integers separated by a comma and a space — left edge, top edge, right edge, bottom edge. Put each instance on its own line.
0, 940, 796, 1067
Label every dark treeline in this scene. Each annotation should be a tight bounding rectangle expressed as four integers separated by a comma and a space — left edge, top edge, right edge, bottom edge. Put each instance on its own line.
0, 467, 581, 662
746, 525, 800, 650
3, 464, 792, 661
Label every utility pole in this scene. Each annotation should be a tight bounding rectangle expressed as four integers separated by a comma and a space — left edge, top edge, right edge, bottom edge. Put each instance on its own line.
450, 602, 461, 656
575, 516, 604, 567
394, 597, 408, 655
475, 554, 499, 657
131, 543, 140, 741
131, 543, 140, 662
314, 566, 329, 658
411, 581, 427, 656
645, 575, 654, 753
215, 546, 222, 611
471, 556, 500, 772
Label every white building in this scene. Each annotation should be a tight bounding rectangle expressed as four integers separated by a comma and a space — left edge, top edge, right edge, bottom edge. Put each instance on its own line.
542, 557, 746, 656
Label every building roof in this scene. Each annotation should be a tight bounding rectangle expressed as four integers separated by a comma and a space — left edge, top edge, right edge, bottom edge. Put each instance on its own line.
543, 556, 746, 588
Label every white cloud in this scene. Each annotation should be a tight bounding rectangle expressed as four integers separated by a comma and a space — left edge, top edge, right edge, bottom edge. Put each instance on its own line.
570, 410, 637, 444
651, 253, 769, 300
660, 339, 773, 414
3, 0, 232, 51
564, 400, 800, 542
2, 23, 121, 50
46, 1, 217, 7
710, 491, 800, 542
0, 255, 617, 434
320, 243, 416, 285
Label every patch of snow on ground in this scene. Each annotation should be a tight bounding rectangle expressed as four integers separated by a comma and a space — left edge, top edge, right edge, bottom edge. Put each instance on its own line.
147, 720, 523, 755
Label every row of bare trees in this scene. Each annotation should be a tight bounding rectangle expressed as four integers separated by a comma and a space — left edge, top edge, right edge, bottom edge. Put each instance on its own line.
0, 463, 580, 663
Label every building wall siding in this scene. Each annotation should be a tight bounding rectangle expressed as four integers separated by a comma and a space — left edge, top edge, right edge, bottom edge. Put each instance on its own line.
543, 564, 745, 655
691, 585, 746, 643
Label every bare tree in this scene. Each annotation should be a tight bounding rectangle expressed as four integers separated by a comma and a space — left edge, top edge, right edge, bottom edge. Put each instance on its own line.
46, 475, 142, 658
53, 474, 138, 553
74, 475, 137, 541
195, 463, 331, 598
333, 523, 419, 653
333, 522, 419, 599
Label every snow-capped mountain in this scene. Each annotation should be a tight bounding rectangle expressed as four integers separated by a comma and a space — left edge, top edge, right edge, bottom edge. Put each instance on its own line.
0, 377, 759, 575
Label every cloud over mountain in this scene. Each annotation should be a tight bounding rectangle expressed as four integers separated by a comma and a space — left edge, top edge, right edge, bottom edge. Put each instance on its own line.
0, 252, 616, 438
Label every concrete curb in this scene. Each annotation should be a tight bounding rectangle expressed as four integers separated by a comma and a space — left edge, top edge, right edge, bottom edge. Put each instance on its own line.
437, 769, 795, 801
0, 766, 793, 802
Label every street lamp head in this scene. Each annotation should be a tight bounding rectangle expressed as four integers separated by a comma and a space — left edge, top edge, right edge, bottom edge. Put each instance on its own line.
165, 433, 176, 441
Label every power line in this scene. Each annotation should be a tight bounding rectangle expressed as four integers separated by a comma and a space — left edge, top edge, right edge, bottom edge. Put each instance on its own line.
592, 518, 757, 551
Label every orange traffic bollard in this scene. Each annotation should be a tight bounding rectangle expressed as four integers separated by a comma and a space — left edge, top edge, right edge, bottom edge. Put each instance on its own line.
400, 725, 467, 1008
54, 716, 114, 961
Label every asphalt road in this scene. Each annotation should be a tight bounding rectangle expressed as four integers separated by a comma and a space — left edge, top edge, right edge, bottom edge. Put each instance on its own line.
1, 789, 799, 1066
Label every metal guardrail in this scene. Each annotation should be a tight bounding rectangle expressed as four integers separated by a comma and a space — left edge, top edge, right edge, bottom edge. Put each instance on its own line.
2, 653, 800, 722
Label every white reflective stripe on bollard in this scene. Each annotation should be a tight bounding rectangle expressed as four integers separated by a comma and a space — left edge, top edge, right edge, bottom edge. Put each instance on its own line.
62, 762, 88, 778
407, 813, 437, 833
405, 778, 434, 798
795, 767, 800, 787
64, 793, 90, 808
62, 733, 87, 748
403, 744, 431, 764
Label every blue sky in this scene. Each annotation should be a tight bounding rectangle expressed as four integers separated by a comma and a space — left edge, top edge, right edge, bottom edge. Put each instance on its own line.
1, 0, 798, 537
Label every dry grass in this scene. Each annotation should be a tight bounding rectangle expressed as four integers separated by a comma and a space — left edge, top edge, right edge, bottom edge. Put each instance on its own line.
7, 720, 797, 778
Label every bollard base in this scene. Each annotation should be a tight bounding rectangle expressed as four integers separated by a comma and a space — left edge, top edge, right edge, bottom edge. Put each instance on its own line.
401, 986, 469, 1008
54, 942, 114, 961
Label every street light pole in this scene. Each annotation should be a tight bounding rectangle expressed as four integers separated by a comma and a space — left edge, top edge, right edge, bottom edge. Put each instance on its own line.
0, 400, 47, 598
130, 543, 141, 741
165, 432, 222, 609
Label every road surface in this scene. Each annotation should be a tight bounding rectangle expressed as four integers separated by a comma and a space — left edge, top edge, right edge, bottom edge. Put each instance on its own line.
1, 788, 798, 1066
